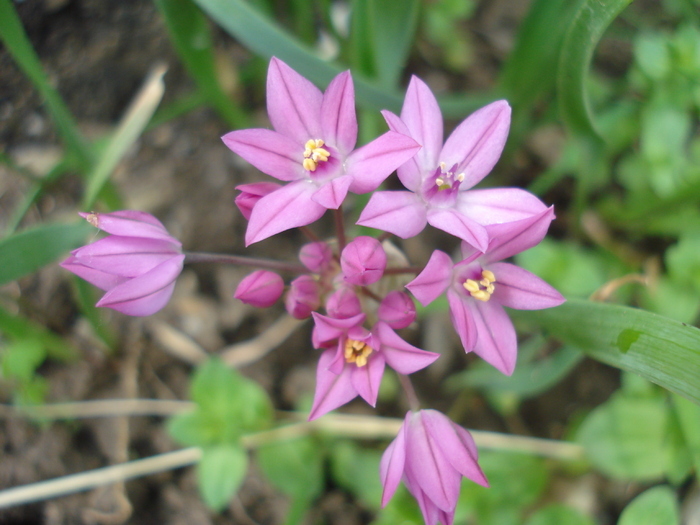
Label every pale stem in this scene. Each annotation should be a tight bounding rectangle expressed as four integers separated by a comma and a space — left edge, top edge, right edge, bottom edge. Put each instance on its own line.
184, 252, 306, 274
397, 374, 421, 411
334, 205, 346, 253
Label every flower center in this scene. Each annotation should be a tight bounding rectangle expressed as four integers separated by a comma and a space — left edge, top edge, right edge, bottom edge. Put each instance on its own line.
434, 162, 465, 191
344, 338, 373, 367
303, 139, 331, 171
463, 269, 496, 302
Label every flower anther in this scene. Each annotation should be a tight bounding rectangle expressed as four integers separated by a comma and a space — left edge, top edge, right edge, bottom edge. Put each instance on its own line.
344, 338, 373, 367
463, 269, 496, 302
434, 162, 465, 191
303, 139, 331, 171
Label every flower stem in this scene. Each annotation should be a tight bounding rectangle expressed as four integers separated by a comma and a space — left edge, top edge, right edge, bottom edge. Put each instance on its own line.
397, 374, 421, 411
184, 252, 306, 273
334, 205, 346, 253
383, 266, 423, 275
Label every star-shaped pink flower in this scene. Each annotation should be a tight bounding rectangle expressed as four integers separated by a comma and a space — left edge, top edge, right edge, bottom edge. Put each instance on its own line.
357, 76, 548, 251
223, 58, 420, 245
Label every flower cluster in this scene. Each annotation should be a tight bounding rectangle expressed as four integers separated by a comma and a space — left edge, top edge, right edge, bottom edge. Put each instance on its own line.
61, 57, 565, 524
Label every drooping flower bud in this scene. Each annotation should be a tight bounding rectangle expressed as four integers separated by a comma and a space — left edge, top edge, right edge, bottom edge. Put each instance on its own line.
340, 236, 386, 286
378, 291, 416, 329
285, 275, 321, 319
234, 270, 284, 308
234, 182, 281, 220
61, 211, 184, 317
299, 241, 333, 273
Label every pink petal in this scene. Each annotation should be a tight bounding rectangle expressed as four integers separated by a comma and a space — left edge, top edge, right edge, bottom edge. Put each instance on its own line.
245, 181, 325, 245
427, 208, 489, 252
482, 206, 555, 263
234, 270, 284, 308
375, 322, 439, 374
350, 352, 385, 407
401, 76, 443, 173
377, 291, 416, 329
311, 174, 352, 209
447, 289, 477, 353
379, 414, 408, 507
356, 191, 427, 238
80, 211, 178, 244
405, 250, 453, 307
468, 299, 517, 375
321, 71, 357, 156
308, 349, 358, 421
421, 410, 488, 487
340, 236, 387, 286
72, 236, 180, 277
489, 262, 565, 310
345, 131, 421, 194
61, 256, 127, 291
311, 312, 366, 347
456, 187, 548, 226
441, 100, 511, 188
267, 57, 323, 141
96, 255, 184, 316
381, 110, 422, 191
222, 128, 304, 182
235, 182, 282, 220
405, 412, 461, 512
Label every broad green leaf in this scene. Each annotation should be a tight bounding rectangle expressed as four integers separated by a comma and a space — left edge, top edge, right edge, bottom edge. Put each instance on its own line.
330, 440, 383, 509
1, 339, 46, 383
0, 305, 77, 361
525, 504, 595, 525
515, 299, 700, 404
0, 221, 92, 286
0, 0, 92, 169
198, 444, 248, 512
168, 410, 223, 447
499, 0, 580, 111
257, 436, 323, 524
367, 0, 419, 89
83, 65, 166, 209
672, 394, 700, 473
557, 0, 632, 141
577, 393, 671, 480
617, 486, 679, 525
155, 0, 248, 128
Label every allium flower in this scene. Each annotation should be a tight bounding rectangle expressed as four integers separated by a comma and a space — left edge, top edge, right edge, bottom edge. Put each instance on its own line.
223, 58, 421, 245
406, 208, 565, 375
61, 211, 184, 316
234, 182, 280, 220
380, 410, 488, 525
285, 275, 321, 319
357, 76, 547, 251
309, 311, 439, 420
234, 270, 284, 308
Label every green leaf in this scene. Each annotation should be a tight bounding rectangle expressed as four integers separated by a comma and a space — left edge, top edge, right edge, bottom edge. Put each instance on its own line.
198, 444, 248, 512
1, 339, 46, 382
617, 486, 679, 525
525, 504, 595, 525
0, 221, 93, 286
155, 0, 248, 128
0, 305, 77, 362
672, 393, 700, 474
557, 0, 632, 141
577, 393, 671, 480
83, 65, 166, 209
330, 440, 383, 509
257, 436, 323, 524
514, 299, 700, 404
0, 0, 92, 169
167, 411, 223, 447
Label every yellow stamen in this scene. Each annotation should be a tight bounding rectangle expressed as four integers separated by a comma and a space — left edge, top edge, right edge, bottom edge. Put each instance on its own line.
303, 139, 331, 171
344, 338, 373, 367
463, 270, 497, 302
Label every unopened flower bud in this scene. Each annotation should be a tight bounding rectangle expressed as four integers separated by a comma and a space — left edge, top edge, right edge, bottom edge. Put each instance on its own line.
234, 270, 284, 308
299, 242, 332, 273
378, 291, 416, 329
340, 236, 386, 286
325, 286, 362, 318
285, 275, 321, 319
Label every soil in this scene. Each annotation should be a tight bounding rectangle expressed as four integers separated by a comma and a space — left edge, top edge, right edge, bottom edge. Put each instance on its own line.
0, 0, 640, 523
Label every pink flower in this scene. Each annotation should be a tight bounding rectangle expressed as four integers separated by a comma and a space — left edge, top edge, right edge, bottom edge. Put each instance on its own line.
380, 410, 488, 525
60, 211, 184, 316
222, 58, 421, 245
234, 270, 284, 308
357, 76, 547, 251
285, 275, 321, 319
406, 208, 565, 375
309, 312, 439, 420
234, 182, 280, 220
